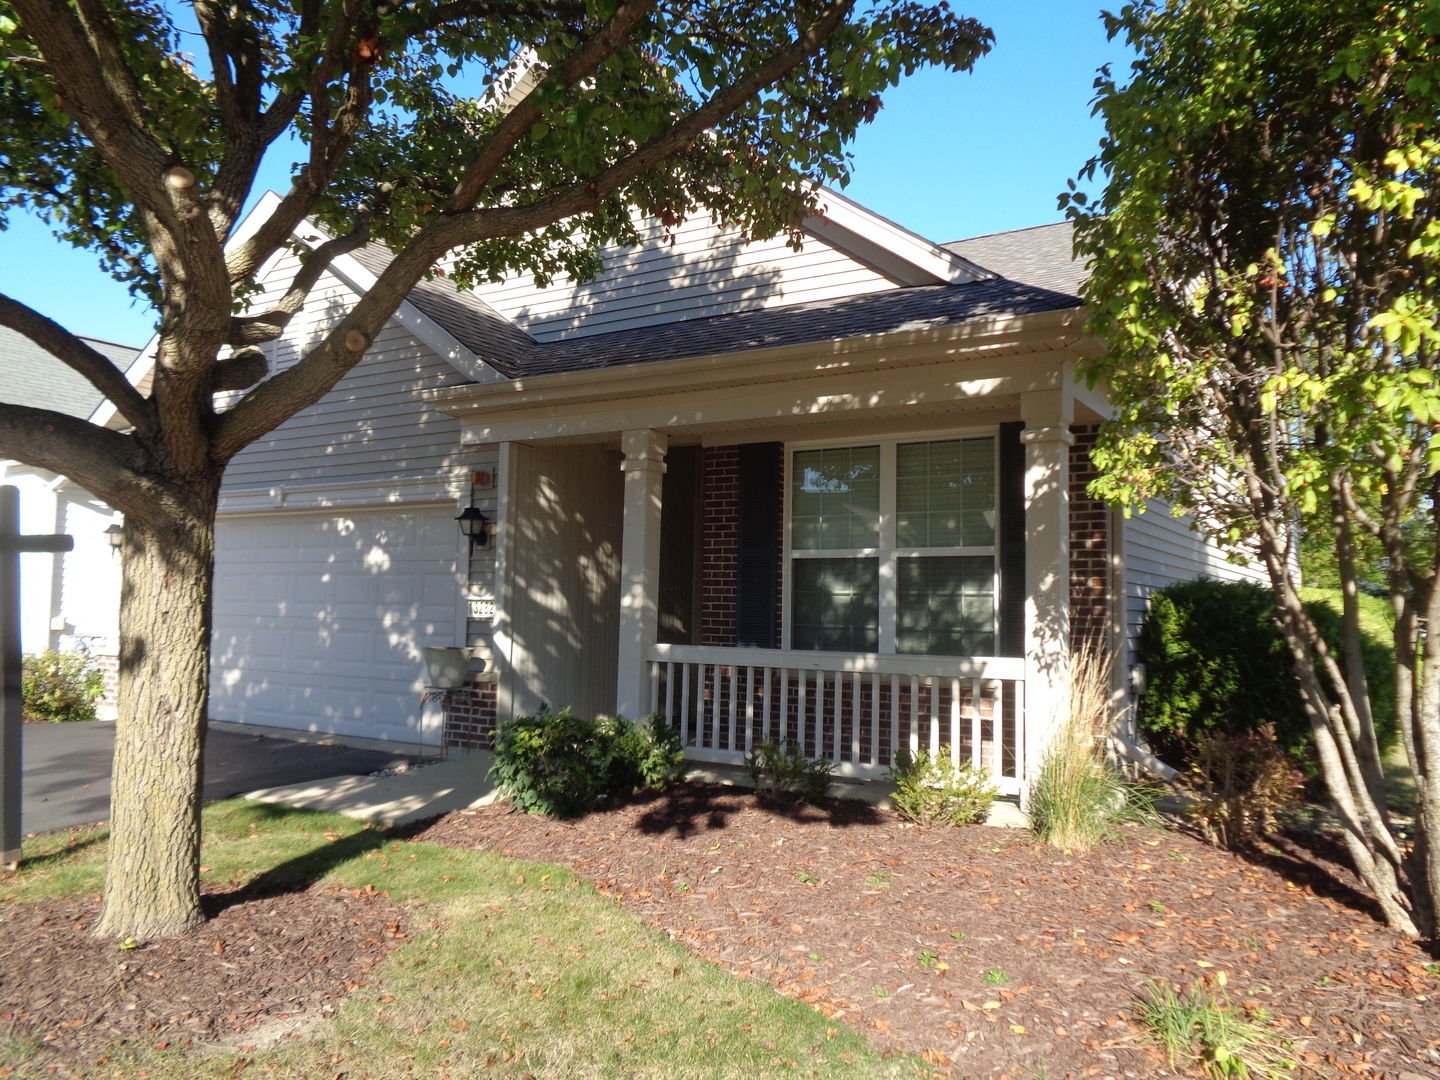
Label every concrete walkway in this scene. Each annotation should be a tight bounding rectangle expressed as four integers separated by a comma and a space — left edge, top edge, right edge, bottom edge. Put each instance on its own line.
20, 720, 429, 835
241, 752, 1032, 828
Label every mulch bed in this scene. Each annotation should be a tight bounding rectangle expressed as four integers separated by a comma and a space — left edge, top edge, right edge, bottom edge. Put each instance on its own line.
0, 884, 407, 1073
411, 783, 1440, 1080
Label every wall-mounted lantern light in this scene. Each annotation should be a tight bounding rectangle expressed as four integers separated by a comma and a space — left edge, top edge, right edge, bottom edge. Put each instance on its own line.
455, 506, 489, 552
104, 523, 124, 551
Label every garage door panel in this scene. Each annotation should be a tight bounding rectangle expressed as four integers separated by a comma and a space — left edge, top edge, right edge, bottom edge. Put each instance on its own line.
212, 506, 460, 745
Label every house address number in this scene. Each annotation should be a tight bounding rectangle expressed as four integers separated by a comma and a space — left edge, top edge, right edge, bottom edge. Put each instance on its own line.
467, 598, 496, 620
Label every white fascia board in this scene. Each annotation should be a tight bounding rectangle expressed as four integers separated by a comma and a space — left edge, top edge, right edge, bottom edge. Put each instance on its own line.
320, 249, 505, 385
431, 305, 1092, 416
217, 471, 468, 515
803, 186, 991, 287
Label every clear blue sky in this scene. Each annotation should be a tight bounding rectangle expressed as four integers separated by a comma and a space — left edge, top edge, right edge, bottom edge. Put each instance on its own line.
0, 1, 1126, 348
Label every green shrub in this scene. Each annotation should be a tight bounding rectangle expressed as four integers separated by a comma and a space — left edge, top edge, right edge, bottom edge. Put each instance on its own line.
1137, 578, 1396, 776
21, 650, 105, 723
490, 707, 687, 818
743, 740, 834, 804
887, 748, 997, 826
1186, 724, 1306, 849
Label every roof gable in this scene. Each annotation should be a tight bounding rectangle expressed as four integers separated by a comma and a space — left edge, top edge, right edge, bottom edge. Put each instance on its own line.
943, 221, 1085, 298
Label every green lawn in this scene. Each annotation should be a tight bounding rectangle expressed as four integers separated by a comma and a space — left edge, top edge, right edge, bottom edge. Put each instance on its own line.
5, 802, 925, 1080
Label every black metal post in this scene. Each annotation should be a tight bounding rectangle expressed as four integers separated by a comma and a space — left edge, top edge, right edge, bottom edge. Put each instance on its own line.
0, 485, 74, 868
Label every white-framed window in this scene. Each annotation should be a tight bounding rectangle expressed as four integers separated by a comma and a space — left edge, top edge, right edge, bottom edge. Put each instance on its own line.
784, 432, 997, 656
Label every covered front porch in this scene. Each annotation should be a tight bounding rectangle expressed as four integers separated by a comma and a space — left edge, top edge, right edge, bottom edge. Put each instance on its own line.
434, 306, 1111, 794
649, 645, 1025, 792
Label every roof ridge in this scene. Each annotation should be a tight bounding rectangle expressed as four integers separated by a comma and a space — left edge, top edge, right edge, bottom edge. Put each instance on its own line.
944, 220, 1071, 246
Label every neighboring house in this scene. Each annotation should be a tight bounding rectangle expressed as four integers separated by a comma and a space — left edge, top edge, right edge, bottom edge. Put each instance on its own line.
0, 326, 138, 719
97, 189, 1260, 782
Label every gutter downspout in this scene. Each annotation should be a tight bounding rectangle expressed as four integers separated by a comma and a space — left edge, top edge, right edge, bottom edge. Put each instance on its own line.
1109, 734, 1178, 783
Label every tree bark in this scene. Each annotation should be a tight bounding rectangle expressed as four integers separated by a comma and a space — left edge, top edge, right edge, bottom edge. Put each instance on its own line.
90, 487, 217, 940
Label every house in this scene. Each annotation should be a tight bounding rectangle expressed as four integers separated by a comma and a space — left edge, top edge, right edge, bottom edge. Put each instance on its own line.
0, 326, 138, 718
96, 189, 1261, 781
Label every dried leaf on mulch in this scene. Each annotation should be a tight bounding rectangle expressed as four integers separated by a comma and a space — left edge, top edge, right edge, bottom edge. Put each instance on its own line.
412, 783, 1440, 1080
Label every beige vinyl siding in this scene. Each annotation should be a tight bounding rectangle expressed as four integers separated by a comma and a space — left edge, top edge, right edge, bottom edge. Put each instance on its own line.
468, 213, 896, 342
221, 255, 471, 489
463, 442, 501, 670
496, 442, 623, 723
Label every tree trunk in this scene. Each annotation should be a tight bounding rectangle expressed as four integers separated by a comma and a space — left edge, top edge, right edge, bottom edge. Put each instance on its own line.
90, 487, 217, 940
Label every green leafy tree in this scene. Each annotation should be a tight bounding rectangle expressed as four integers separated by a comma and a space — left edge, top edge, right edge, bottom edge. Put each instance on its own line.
1066, 0, 1440, 937
0, 0, 991, 939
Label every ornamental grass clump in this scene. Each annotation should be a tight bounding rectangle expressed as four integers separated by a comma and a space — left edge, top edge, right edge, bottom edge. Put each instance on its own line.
1029, 643, 1157, 851
1137, 974, 1294, 1079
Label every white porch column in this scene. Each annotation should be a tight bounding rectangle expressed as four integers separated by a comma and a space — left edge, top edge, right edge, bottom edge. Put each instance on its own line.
616, 428, 667, 719
1020, 386, 1074, 789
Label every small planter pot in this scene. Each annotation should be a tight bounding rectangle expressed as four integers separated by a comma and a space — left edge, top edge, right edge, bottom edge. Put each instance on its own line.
422, 646, 484, 689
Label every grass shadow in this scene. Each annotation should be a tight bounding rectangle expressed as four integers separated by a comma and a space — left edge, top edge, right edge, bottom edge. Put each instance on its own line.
202, 809, 393, 916
18, 830, 109, 871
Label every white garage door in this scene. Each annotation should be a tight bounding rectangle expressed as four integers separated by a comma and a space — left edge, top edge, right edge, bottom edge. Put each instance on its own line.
211, 506, 462, 745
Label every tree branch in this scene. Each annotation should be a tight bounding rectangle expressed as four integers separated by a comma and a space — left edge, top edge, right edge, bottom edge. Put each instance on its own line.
446, 0, 657, 212
0, 404, 159, 518
0, 293, 153, 431
9, 0, 171, 212
439, 0, 855, 245
226, 193, 383, 345
222, 0, 370, 285
212, 0, 854, 461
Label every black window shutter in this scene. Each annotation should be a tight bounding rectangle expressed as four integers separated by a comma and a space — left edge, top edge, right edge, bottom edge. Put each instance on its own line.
736, 442, 784, 648
997, 422, 1026, 658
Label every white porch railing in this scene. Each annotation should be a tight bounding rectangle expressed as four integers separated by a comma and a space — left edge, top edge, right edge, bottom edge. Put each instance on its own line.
647, 644, 1026, 794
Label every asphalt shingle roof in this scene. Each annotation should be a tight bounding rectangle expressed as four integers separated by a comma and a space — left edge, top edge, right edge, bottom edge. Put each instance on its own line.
943, 221, 1086, 299
353, 239, 1081, 380
0, 326, 141, 418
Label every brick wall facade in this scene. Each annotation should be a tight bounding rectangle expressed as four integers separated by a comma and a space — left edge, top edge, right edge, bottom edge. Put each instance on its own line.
441, 678, 498, 753
1069, 424, 1110, 651
95, 653, 119, 710
700, 446, 739, 646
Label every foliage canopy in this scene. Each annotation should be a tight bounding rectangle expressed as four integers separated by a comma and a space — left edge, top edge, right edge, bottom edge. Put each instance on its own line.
1069, 0, 1440, 937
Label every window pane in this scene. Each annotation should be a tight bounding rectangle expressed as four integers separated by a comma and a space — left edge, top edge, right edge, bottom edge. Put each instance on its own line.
896, 556, 995, 656
895, 437, 995, 548
791, 558, 879, 652
791, 446, 880, 550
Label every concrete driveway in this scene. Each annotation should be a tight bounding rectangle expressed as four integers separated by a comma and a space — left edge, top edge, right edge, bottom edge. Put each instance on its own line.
21, 721, 422, 835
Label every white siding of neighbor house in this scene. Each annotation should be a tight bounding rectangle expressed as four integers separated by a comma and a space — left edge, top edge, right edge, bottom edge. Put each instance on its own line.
494, 442, 623, 725
466, 211, 896, 342
220, 253, 473, 492
1122, 501, 1268, 683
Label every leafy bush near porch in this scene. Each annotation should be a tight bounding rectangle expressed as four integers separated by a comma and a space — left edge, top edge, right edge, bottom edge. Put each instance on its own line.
490, 708, 686, 818
1137, 578, 1396, 776
887, 748, 998, 826
1186, 724, 1306, 849
21, 650, 105, 723
743, 740, 834, 805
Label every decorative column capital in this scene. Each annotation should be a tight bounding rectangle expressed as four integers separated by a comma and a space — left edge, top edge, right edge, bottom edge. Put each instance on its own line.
1020, 425, 1076, 447
620, 428, 668, 474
